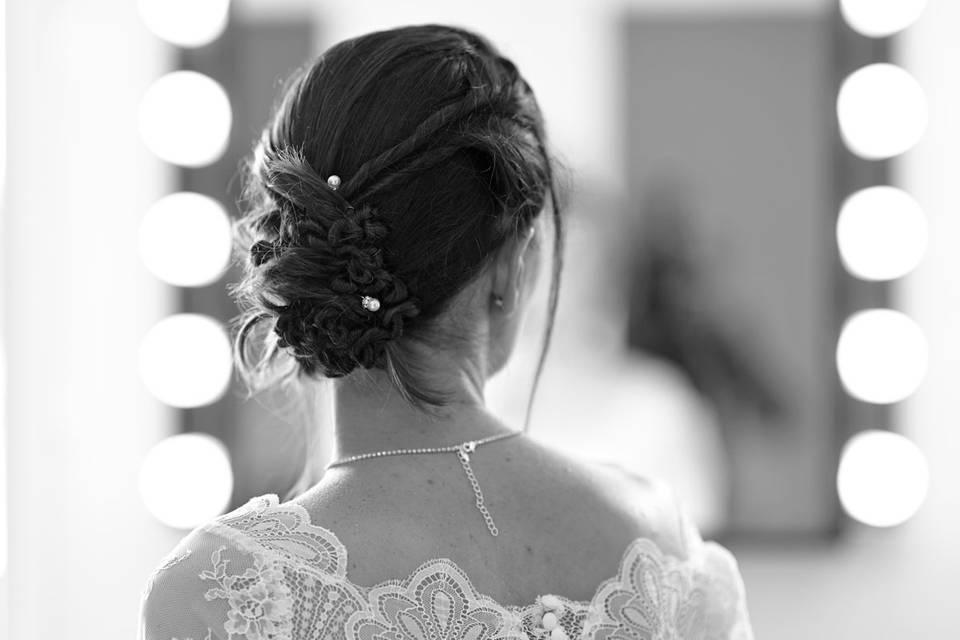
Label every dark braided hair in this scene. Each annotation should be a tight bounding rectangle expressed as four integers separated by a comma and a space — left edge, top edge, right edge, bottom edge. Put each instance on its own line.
229, 24, 565, 409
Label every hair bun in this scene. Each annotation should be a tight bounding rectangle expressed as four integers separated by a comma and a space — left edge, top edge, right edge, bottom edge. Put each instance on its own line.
271, 203, 421, 377
252, 150, 421, 377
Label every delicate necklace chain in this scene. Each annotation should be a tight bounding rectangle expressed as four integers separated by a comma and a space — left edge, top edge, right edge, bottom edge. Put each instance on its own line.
325, 430, 521, 537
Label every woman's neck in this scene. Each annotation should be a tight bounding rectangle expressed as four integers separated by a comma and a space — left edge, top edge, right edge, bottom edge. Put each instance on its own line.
326, 352, 515, 464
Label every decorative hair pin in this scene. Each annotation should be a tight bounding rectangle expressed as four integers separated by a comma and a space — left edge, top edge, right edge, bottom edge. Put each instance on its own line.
326, 174, 341, 190
360, 295, 381, 312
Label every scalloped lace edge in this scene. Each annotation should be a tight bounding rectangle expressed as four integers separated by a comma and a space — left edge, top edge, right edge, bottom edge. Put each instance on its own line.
202, 492, 726, 616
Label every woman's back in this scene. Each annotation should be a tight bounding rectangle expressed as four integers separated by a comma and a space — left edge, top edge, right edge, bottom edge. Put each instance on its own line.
291, 434, 686, 606
139, 435, 753, 640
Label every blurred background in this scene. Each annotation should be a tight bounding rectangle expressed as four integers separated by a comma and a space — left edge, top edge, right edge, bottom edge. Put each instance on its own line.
2, 0, 957, 637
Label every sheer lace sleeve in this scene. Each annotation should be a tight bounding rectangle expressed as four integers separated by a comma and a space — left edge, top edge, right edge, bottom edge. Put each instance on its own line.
138, 523, 294, 640
673, 487, 755, 640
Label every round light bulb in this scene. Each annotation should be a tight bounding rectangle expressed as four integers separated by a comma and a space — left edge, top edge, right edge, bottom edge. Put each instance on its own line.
140, 192, 233, 287
139, 313, 233, 408
139, 433, 233, 529
139, 71, 232, 167
836, 309, 928, 404
837, 63, 927, 160
838, 430, 929, 527
837, 186, 927, 281
138, 0, 231, 48
840, 0, 927, 38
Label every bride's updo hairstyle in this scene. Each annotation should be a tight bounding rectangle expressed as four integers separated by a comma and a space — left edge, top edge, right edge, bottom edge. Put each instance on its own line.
229, 24, 564, 408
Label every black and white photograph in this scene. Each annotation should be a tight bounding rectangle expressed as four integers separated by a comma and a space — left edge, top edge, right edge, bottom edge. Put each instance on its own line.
1, 0, 955, 638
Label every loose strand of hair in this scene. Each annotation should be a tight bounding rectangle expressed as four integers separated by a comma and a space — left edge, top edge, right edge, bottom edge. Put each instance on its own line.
522, 156, 564, 434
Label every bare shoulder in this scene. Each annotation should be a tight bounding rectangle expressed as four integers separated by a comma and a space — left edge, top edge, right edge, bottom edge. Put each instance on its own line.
515, 436, 691, 559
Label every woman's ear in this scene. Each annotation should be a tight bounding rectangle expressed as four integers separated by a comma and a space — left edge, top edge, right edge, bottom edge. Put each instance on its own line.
490, 228, 537, 316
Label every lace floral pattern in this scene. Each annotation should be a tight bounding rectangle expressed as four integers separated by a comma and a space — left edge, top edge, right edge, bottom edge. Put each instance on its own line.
200, 545, 294, 640
581, 539, 745, 640
345, 559, 526, 640
142, 494, 752, 640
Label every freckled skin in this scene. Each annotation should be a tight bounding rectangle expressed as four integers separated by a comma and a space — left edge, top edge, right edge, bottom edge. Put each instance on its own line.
525, 545, 533, 554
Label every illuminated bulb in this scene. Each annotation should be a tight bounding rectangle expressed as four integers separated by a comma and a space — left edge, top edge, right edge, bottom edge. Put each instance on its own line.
139, 192, 233, 287
840, 0, 927, 38
139, 433, 233, 529
138, 0, 231, 48
139, 313, 233, 408
139, 71, 232, 167
837, 64, 927, 160
837, 430, 928, 527
837, 186, 927, 281
836, 309, 927, 404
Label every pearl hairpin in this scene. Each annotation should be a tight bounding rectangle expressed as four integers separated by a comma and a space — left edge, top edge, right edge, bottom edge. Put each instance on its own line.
360, 295, 381, 312
326, 174, 341, 190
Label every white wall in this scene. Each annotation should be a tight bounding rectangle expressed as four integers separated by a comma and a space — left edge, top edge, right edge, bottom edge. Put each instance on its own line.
4, 1, 177, 639
0, 0, 7, 632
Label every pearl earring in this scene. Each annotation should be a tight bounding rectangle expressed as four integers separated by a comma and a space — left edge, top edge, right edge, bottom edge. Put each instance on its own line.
492, 294, 504, 308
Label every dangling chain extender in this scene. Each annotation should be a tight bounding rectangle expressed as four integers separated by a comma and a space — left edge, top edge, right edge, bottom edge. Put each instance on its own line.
324, 430, 521, 536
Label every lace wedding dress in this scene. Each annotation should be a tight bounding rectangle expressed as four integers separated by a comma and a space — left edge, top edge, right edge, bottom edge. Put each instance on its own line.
139, 491, 754, 640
